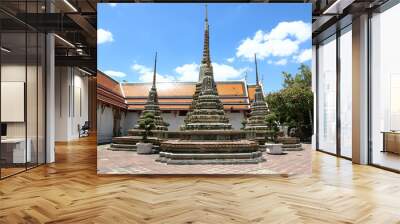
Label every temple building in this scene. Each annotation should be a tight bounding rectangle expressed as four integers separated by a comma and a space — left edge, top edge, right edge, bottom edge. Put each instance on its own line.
96, 5, 266, 144
97, 72, 264, 143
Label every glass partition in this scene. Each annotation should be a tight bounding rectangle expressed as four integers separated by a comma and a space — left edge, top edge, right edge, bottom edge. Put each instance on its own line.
1, 30, 28, 177
0, 1, 46, 179
317, 34, 337, 154
339, 26, 352, 158
370, 3, 400, 171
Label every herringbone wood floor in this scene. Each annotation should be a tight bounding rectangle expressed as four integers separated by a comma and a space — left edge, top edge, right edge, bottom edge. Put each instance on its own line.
1, 135, 400, 224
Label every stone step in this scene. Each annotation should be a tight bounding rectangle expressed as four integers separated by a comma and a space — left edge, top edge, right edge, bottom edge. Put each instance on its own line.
108, 147, 137, 151
110, 143, 137, 149
159, 151, 262, 160
112, 137, 141, 145
108, 144, 137, 151
282, 144, 302, 148
282, 147, 303, 151
258, 145, 267, 152
158, 157, 266, 165
111, 143, 136, 148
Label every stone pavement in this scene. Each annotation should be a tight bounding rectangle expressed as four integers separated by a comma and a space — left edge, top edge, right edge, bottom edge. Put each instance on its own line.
97, 144, 312, 175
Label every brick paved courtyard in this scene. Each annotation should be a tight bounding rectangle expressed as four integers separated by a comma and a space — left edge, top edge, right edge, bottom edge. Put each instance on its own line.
97, 144, 312, 175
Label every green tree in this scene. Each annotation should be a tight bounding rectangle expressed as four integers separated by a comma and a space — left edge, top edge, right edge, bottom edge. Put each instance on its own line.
138, 112, 155, 142
265, 112, 279, 141
265, 64, 313, 141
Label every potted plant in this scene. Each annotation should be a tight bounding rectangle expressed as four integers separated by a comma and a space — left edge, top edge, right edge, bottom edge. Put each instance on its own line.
137, 112, 155, 154
265, 113, 283, 155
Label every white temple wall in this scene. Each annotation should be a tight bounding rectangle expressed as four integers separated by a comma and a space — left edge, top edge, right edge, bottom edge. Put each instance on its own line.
226, 111, 245, 130
97, 105, 114, 144
121, 111, 139, 135
162, 112, 186, 131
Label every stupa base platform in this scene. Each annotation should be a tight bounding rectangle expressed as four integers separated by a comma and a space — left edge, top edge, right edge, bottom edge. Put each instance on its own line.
157, 157, 265, 165
157, 139, 265, 164
109, 143, 137, 151
282, 144, 303, 151
108, 136, 160, 151
277, 137, 303, 151
259, 144, 267, 152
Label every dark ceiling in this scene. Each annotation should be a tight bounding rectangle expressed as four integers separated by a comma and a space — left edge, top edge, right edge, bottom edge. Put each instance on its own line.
2, 0, 388, 72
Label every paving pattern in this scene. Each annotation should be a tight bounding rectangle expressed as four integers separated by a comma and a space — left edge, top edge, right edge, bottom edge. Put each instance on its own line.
97, 144, 311, 175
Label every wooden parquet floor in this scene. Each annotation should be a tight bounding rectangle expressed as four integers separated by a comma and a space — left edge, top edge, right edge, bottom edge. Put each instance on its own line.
1, 135, 400, 224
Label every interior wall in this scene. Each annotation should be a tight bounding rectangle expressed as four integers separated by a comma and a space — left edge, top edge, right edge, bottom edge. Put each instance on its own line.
54, 67, 89, 141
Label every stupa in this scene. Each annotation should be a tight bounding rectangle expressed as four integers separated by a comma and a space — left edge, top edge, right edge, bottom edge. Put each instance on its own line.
244, 54, 270, 146
133, 52, 168, 132
109, 53, 168, 151
182, 5, 231, 131
157, 6, 264, 164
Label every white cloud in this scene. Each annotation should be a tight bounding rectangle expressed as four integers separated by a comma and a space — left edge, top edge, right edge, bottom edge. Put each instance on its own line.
131, 63, 174, 82
131, 61, 248, 83
236, 21, 311, 61
97, 29, 114, 44
275, 59, 288, 66
226, 57, 235, 63
175, 63, 199, 82
294, 48, 312, 63
104, 70, 127, 78
267, 21, 311, 43
109, 3, 117, 7
212, 63, 248, 81
267, 58, 288, 66
175, 62, 248, 82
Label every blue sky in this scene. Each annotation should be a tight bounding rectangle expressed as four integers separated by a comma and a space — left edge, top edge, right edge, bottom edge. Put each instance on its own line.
98, 3, 311, 93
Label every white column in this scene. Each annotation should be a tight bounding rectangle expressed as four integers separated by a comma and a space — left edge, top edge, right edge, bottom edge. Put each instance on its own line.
312, 45, 317, 150
352, 14, 369, 164
46, 33, 55, 163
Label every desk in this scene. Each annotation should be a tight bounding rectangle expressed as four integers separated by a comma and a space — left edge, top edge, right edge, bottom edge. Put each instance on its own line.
1, 138, 31, 163
382, 132, 400, 155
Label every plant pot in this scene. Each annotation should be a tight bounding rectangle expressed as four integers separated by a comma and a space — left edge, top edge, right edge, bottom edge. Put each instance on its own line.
136, 143, 153, 154
265, 143, 283, 155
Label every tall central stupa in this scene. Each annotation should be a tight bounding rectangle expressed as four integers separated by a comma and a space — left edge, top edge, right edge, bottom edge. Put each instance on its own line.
157, 5, 264, 165
182, 5, 231, 131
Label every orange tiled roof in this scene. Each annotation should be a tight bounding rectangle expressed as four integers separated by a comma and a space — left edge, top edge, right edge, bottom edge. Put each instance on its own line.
247, 85, 256, 102
122, 81, 247, 98
127, 104, 249, 111
97, 70, 265, 111
122, 81, 250, 111
122, 83, 196, 98
97, 71, 127, 109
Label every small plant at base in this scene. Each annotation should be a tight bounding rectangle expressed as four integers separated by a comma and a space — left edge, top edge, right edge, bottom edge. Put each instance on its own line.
265, 113, 279, 142
138, 112, 155, 143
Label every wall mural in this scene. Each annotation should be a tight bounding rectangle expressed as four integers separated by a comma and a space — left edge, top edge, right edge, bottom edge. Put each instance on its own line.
96, 3, 312, 175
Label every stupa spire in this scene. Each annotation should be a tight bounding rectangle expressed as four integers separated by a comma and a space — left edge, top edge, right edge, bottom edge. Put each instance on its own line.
254, 54, 259, 86
152, 52, 157, 87
134, 53, 168, 131
201, 4, 211, 65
